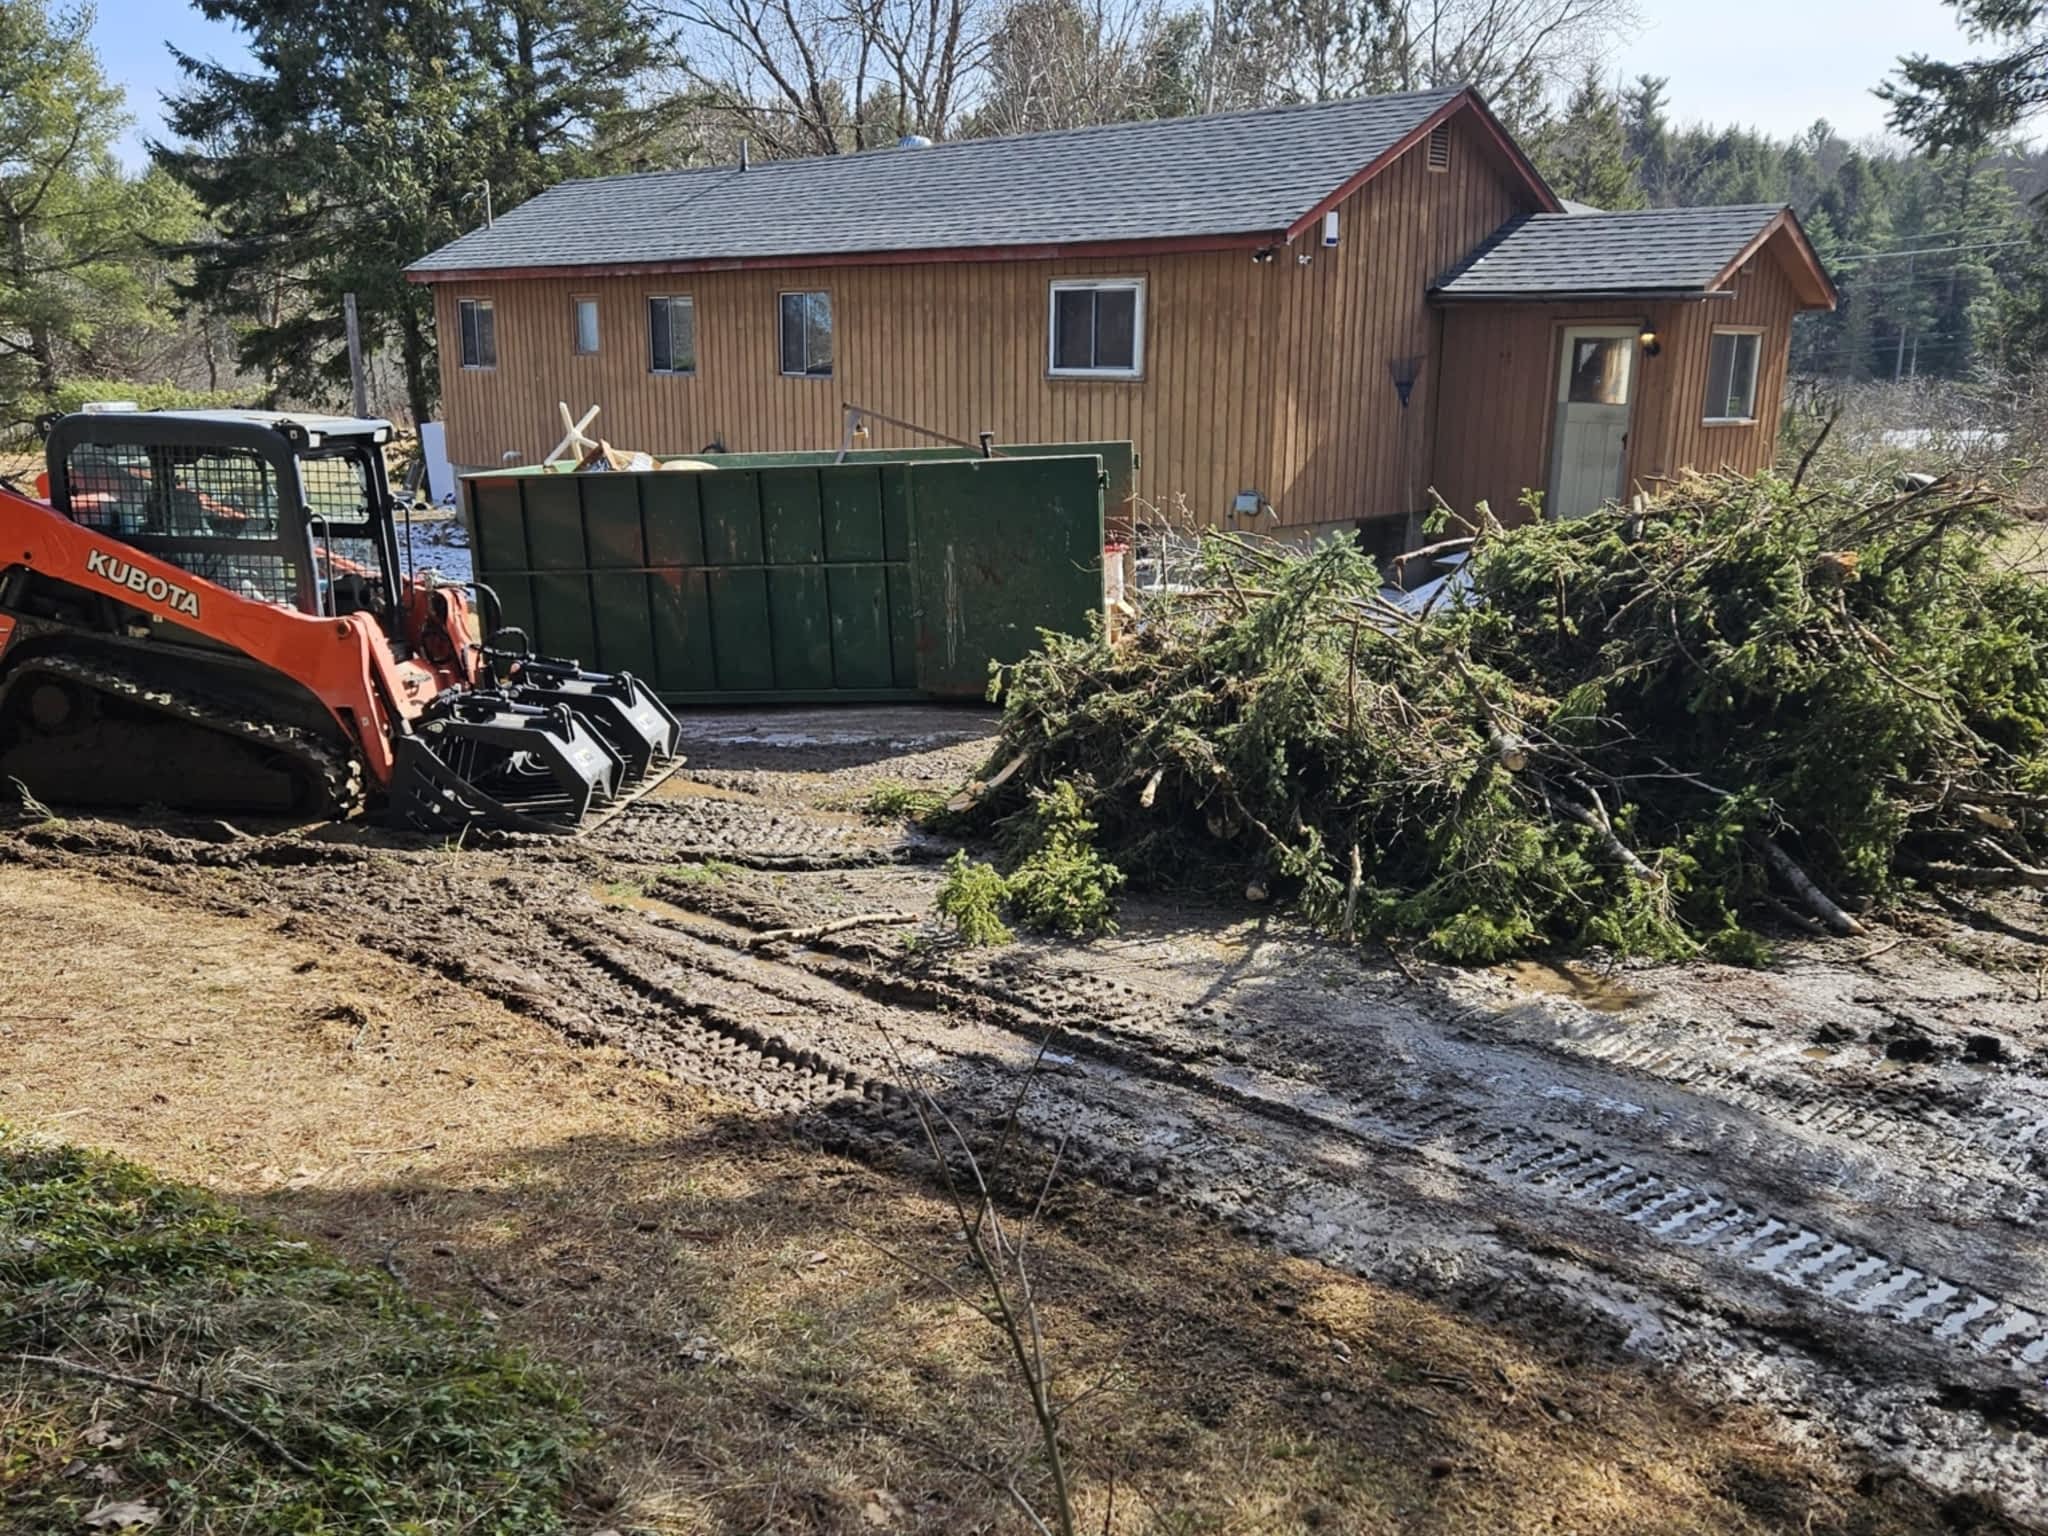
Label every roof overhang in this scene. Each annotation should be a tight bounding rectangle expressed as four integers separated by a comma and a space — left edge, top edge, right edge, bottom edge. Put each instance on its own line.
408, 86, 1562, 286
1282, 87, 1562, 243
406, 229, 1276, 284
1430, 288, 1739, 306
1711, 207, 1837, 310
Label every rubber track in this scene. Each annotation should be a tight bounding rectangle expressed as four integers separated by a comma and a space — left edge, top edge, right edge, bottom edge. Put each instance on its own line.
6, 654, 363, 818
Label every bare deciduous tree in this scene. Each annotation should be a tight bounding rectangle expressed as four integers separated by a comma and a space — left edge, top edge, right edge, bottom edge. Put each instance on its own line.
633, 0, 1632, 161
643, 0, 996, 152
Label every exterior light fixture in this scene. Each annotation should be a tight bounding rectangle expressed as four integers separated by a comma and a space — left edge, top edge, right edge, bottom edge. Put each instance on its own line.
1638, 326, 1661, 357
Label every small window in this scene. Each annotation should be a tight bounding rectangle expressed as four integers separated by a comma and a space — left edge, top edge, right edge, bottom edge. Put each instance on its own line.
573, 297, 600, 355
1567, 336, 1632, 405
458, 298, 496, 369
1426, 121, 1451, 172
1048, 279, 1144, 378
1704, 329, 1762, 422
648, 295, 696, 375
778, 291, 832, 377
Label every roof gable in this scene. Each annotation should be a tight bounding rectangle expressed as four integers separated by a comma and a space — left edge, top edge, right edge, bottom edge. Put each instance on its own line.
1430, 204, 1837, 308
409, 87, 1555, 280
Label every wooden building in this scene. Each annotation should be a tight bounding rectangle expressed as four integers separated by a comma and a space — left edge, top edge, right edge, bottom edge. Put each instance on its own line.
408, 87, 1835, 539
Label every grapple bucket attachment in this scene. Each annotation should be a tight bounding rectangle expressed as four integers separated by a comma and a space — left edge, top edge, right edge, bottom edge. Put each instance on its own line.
504, 659, 682, 781
386, 673, 684, 834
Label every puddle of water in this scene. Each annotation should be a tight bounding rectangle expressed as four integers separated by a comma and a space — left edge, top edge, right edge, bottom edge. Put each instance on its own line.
1496, 959, 1650, 1013
648, 777, 766, 805
594, 882, 753, 940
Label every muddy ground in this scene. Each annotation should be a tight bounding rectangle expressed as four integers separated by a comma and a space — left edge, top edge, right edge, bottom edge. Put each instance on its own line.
4, 703, 2045, 1532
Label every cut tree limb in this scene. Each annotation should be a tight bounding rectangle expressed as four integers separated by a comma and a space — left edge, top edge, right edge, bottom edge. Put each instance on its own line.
1139, 767, 1165, 810
1757, 840, 1866, 936
946, 752, 1029, 813
11, 1352, 313, 1474
1543, 788, 1658, 883
746, 910, 923, 948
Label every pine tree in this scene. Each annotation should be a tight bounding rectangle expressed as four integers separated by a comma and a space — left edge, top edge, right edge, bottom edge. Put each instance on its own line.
0, 0, 197, 426
157, 0, 652, 423
1884, 0, 2048, 153
1622, 74, 1670, 203
1530, 67, 1646, 211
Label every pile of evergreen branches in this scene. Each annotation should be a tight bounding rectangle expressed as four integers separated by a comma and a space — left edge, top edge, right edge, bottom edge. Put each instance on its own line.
962, 472, 2048, 961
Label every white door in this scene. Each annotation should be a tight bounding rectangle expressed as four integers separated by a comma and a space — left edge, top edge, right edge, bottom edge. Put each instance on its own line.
1547, 327, 1637, 519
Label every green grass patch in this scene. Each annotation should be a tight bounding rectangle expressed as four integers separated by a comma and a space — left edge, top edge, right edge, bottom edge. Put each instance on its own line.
860, 780, 952, 822
0, 1126, 589, 1533
659, 859, 739, 886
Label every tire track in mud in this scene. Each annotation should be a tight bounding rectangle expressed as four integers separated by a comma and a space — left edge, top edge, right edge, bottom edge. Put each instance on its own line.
755, 944, 2048, 1385
13, 817, 2048, 1520
1565, 1029, 2048, 1224
538, 905, 2048, 1517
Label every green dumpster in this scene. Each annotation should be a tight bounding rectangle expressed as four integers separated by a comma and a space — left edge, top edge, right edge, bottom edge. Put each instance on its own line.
464, 449, 1110, 703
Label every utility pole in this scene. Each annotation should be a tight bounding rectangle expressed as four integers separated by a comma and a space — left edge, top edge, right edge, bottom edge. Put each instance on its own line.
1894, 251, 1913, 383
343, 293, 368, 419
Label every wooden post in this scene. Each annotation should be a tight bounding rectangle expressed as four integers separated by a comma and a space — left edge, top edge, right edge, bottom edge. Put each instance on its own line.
343, 292, 368, 418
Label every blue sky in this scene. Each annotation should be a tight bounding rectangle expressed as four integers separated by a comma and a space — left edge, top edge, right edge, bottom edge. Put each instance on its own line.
95, 0, 1980, 168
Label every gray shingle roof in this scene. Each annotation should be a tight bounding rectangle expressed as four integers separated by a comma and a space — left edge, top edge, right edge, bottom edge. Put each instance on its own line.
1432, 204, 1784, 299
409, 87, 1467, 276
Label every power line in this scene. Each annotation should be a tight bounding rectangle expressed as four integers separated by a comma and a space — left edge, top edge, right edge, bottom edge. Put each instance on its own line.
1829, 238, 2035, 266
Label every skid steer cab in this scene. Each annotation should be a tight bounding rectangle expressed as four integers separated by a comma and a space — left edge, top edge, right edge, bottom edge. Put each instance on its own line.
0, 408, 682, 832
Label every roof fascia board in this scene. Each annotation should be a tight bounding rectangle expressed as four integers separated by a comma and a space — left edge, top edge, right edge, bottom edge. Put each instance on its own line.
1709, 208, 1838, 310
1429, 289, 1733, 305
1283, 89, 1562, 243
406, 229, 1274, 284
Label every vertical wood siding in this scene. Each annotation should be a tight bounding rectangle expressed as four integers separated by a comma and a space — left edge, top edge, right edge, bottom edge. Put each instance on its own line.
429, 112, 1533, 531
1430, 240, 1803, 524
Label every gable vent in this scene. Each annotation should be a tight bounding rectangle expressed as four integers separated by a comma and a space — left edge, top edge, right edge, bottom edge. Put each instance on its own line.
1426, 122, 1451, 172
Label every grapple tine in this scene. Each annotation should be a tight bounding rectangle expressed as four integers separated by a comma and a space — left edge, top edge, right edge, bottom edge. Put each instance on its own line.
386, 691, 629, 834
502, 663, 680, 781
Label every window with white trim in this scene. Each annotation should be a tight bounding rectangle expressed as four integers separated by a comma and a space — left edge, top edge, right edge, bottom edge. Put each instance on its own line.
573, 296, 600, 355
1049, 279, 1144, 378
1704, 329, 1762, 422
457, 298, 496, 369
648, 295, 696, 375
778, 290, 832, 377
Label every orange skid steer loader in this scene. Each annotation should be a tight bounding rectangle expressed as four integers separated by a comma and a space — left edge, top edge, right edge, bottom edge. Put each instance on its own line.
0, 410, 681, 831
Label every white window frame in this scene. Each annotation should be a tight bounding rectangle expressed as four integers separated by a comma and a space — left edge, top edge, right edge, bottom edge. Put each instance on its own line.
572, 296, 600, 356
1703, 326, 1764, 425
647, 294, 697, 376
778, 289, 833, 378
457, 297, 495, 370
1047, 278, 1146, 380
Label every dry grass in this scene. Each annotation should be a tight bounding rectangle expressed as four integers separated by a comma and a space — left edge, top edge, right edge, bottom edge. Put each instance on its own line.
0, 863, 1998, 1535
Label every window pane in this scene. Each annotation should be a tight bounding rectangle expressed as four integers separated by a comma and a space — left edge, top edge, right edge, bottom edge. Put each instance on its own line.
1095, 289, 1136, 370
1705, 334, 1736, 418
575, 298, 599, 354
1567, 337, 1629, 404
459, 301, 479, 367
648, 298, 672, 372
780, 293, 805, 374
1729, 333, 1760, 418
1053, 289, 1094, 370
476, 303, 496, 368
674, 298, 697, 373
804, 292, 832, 375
